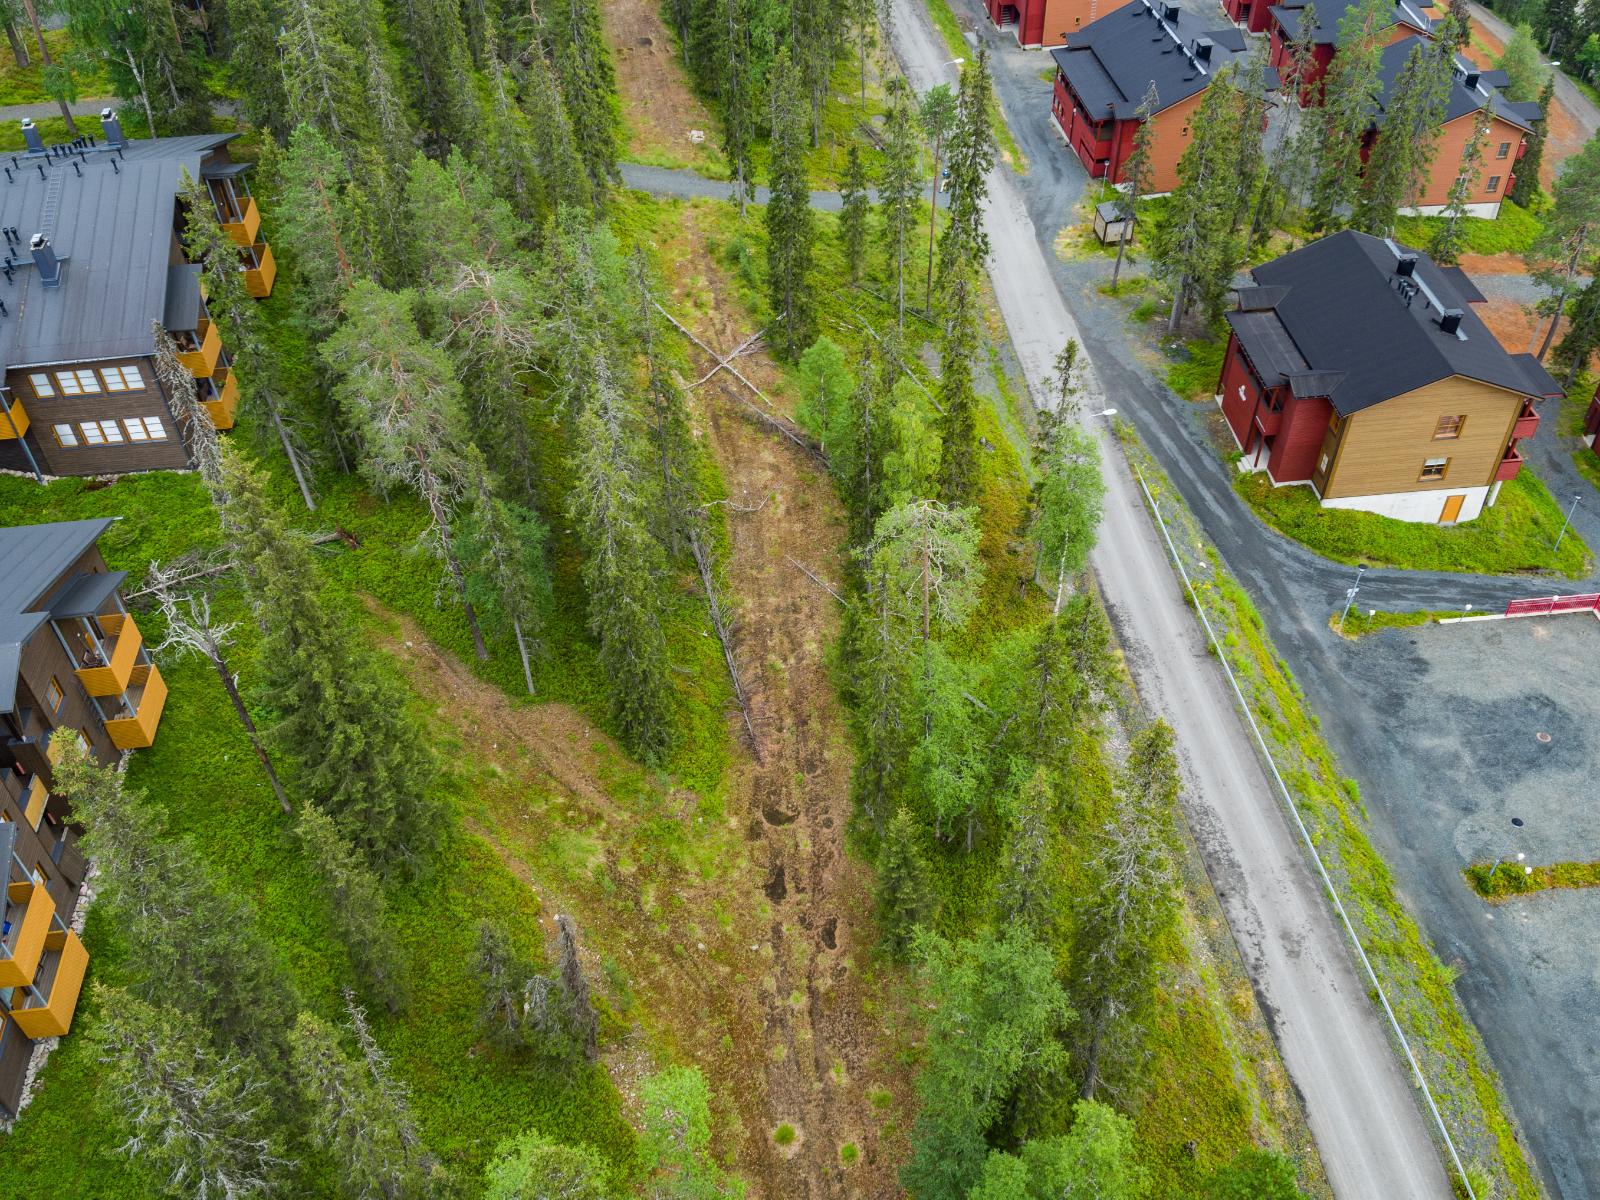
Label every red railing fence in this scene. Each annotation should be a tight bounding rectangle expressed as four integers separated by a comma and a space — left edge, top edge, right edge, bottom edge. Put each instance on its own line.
1505, 594, 1600, 618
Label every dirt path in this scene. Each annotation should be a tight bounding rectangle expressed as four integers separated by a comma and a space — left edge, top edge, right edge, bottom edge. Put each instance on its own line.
602, 0, 723, 173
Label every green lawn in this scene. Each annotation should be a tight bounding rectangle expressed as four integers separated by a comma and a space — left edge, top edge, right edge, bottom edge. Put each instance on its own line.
1236, 469, 1592, 578
0, 28, 111, 106
1330, 607, 1466, 638
1392, 198, 1543, 257
1464, 858, 1600, 899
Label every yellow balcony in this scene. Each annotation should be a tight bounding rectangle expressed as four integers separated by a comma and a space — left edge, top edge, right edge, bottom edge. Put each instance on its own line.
244, 242, 276, 298
0, 398, 27, 440
0, 878, 53, 989
105, 663, 166, 750
205, 368, 239, 431
11, 928, 87, 1039
176, 319, 222, 378
20, 776, 46, 831
74, 613, 142, 698
222, 196, 261, 248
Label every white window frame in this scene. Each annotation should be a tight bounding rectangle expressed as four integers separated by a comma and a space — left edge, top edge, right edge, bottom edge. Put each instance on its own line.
52, 423, 77, 447
123, 415, 169, 442
98, 419, 124, 443
56, 369, 100, 396
29, 373, 54, 399
102, 364, 145, 392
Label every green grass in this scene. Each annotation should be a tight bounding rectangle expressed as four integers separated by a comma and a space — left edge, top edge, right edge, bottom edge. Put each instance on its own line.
839, 1141, 861, 1164
1167, 334, 1227, 402
772, 1123, 798, 1146
0, 29, 112, 106
1236, 468, 1592, 578
1121, 426, 1544, 1200
1393, 198, 1543, 257
1330, 607, 1467, 638
1464, 858, 1600, 899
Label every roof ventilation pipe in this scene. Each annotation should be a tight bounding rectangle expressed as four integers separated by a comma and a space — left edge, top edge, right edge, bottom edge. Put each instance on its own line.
1439, 308, 1464, 335
1395, 254, 1418, 277
100, 109, 125, 148
1162, 1, 1180, 18
1463, 70, 1480, 91
1193, 36, 1214, 60
19, 119, 42, 155
30, 234, 61, 288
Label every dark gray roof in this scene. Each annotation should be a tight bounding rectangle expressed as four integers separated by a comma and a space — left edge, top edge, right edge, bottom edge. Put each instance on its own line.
1245, 230, 1559, 414
163, 264, 202, 332
0, 132, 236, 370
48, 570, 128, 619
1437, 264, 1485, 303
1370, 38, 1537, 134
0, 518, 115, 713
200, 160, 252, 180
1050, 0, 1264, 120
0, 820, 16, 876
1270, 0, 1432, 45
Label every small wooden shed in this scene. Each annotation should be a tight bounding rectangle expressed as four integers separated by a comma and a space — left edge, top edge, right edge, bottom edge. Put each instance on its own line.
1094, 200, 1133, 245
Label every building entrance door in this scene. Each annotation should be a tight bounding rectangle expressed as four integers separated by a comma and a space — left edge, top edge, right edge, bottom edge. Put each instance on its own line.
1439, 494, 1465, 524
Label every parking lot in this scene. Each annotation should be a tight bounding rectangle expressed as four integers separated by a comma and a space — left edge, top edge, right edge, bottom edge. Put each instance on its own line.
1324, 615, 1600, 1198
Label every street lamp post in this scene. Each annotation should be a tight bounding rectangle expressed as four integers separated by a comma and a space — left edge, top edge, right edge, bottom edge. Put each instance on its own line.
1337, 562, 1369, 631
1554, 493, 1580, 552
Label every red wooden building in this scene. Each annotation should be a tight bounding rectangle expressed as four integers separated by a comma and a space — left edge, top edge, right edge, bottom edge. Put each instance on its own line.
985, 0, 1110, 47
1264, 0, 1434, 100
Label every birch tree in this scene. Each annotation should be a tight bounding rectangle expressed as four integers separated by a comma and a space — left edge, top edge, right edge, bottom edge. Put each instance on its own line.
1032, 422, 1104, 612
1429, 107, 1493, 264
485, 1132, 612, 1200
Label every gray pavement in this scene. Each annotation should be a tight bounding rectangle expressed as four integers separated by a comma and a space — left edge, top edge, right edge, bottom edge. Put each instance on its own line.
1469, 1, 1600, 145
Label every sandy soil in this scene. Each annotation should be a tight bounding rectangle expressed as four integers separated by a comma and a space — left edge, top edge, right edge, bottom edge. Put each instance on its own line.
603, 0, 723, 172
1466, 19, 1582, 187
1479, 292, 1543, 355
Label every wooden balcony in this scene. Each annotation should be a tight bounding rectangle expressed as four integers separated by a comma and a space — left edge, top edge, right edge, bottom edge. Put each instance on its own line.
222, 196, 261, 247
10, 927, 87, 1039
176, 319, 222, 378
105, 663, 167, 750
0, 398, 27, 439
1512, 403, 1539, 441
73, 612, 142, 697
1494, 447, 1525, 483
0, 877, 53, 989
20, 775, 46, 831
205, 368, 239, 431
244, 242, 276, 298
1254, 401, 1283, 437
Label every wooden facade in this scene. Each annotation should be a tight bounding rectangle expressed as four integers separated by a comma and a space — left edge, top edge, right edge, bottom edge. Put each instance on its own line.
988, 0, 1109, 46
1050, 72, 1204, 194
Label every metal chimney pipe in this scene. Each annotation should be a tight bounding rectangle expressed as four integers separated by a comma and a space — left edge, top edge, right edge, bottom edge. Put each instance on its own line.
30, 234, 61, 288
99, 108, 125, 148
19, 118, 43, 155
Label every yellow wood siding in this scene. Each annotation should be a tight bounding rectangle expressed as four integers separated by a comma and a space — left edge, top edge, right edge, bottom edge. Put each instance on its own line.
222, 196, 261, 247
11, 930, 88, 1039
245, 243, 276, 298
0, 880, 53, 988
176, 319, 222, 378
74, 613, 143, 697
1322, 376, 1524, 499
0, 398, 28, 439
106, 663, 167, 750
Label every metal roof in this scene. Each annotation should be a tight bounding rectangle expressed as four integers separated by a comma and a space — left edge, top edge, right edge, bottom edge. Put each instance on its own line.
47, 570, 128, 619
0, 132, 236, 370
1050, 0, 1264, 121
163, 264, 202, 332
0, 518, 116, 712
1246, 231, 1559, 415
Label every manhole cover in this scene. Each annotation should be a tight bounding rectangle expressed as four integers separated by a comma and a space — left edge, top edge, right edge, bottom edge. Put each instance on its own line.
1536, 732, 1553, 744
1511, 817, 1525, 828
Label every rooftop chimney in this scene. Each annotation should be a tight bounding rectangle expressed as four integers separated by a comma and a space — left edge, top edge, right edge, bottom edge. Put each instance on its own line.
100, 108, 125, 148
1463, 70, 1480, 91
29, 233, 60, 288
1161, 1, 1180, 18
1193, 36, 1214, 60
1395, 254, 1418, 277
19, 118, 42, 155
1439, 308, 1464, 336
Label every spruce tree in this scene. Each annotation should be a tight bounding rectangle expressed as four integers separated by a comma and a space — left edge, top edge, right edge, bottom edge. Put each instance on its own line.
765, 47, 818, 360
936, 45, 996, 289
219, 449, 445, 877
291, 1003, 442, 1198
324, 280, 492, 660
1509, 76, 1555, 207
994, 770, 1060, 942
555, 914, 600, 1062
881, 377, 942, 506
54, 743, 298, 1066
152, 322, 224, 503
1111, 82, 1158, 289
633, 249, 703, 556
934, 254, 982, 503
459, 448, 551, 695
297, 803, 411, 1013
1429, 107, 1493, 264
64, 0, 210, 134
1527, 130, 1600, 359
492, 41, 593, 222
840, 142, 871, 284
547, 0, 622, 202
879, 78, 922, 327
876, 805, 936, 956
1226, 53, 1271, 237
719, 0, 757, 214
225, 0, 293, 137
472, 919, 543, 1050
92, 986, 290, 1198
180, 170, 255, 351
1308, 0, 1392, 231
1354, 33, 1456, 235
392, 0, 477, 153
275, 123, 373, 333
485, 1132, 612, 1200
1554, 277, 1600, 390
276, 0, 383, 158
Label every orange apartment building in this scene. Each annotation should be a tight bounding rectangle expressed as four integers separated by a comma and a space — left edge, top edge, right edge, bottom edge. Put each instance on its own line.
0, 518, 167, 1118
985, 0, 1112, 47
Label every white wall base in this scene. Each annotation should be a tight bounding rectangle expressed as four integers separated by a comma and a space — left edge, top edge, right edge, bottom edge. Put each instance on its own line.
1323, 484, 1491, 523
1400, 200, 1503, 219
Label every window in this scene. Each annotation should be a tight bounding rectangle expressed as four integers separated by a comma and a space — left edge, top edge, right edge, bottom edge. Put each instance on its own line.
45, 677, 63, 713
123, 415, 167, 441
1433, 413, 1466, 440
28, 373, 54, 399
55, 369, 100, 396
1486, 174, 1502, 193
52, 423, 77, 447
1318, 453, 1330, 473
101, 364, 145, 392
1496, 141, 1511, 159
79, 419, 124, 445
1420, 457, 1450, 480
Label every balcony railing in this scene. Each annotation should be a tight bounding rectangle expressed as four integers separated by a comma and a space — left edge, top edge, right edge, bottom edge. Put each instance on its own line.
19, 775, 46, 831
105, 663, 167, 750
244, 242, 276, 298
176, 318, 222, 378
72, 612, 142, 697
0, 398, 27, 440
1495, 447, 1525, 483
1512, 402, 1539, 441
0, 875, 53, 989
1254, 401, 1283, 437
205, 367, 239, 431
222, 196, 261, 248
10, 925, 87, 1039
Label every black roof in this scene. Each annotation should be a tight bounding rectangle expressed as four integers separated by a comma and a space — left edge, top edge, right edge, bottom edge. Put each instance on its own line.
1270, 0, 1433, 45
1371, 37, 1536, 134
1050, 0, 1261, 120
0, 518, 116, 711
1237, 231, 1560, 415
0, 129, 236, 371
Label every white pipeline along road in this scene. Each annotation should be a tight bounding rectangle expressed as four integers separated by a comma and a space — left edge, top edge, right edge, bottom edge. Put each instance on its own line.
886, 2, 1454, 1195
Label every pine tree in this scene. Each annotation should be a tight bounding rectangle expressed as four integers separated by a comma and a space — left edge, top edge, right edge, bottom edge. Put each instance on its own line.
1509, 76, 1555, 207
1309, 0, 1392, 231
1354, 33, 1456, 234
546, 0, 622, 202
920, 82, 959, 312
54, 743, 298, 1065
765, 47, 818, 359
934, 254, 982, 503
220, 449, 445, 876
840, 142, 871, 284
291, 1002, 442, 1199
1111, 82, 1158, 289
324, 280, 492, 660
876, 805, 936, 956
1429, 107, 1493, 264
92, 986, 290, 1198
485, 1132, 612, 1200
879, 78, 922, 327
144, 561, 291, 814
1071, 720, 1183, 1098
297, 804, 411, 1013
866, 498, 984, 651
555, 915, 599, 1061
